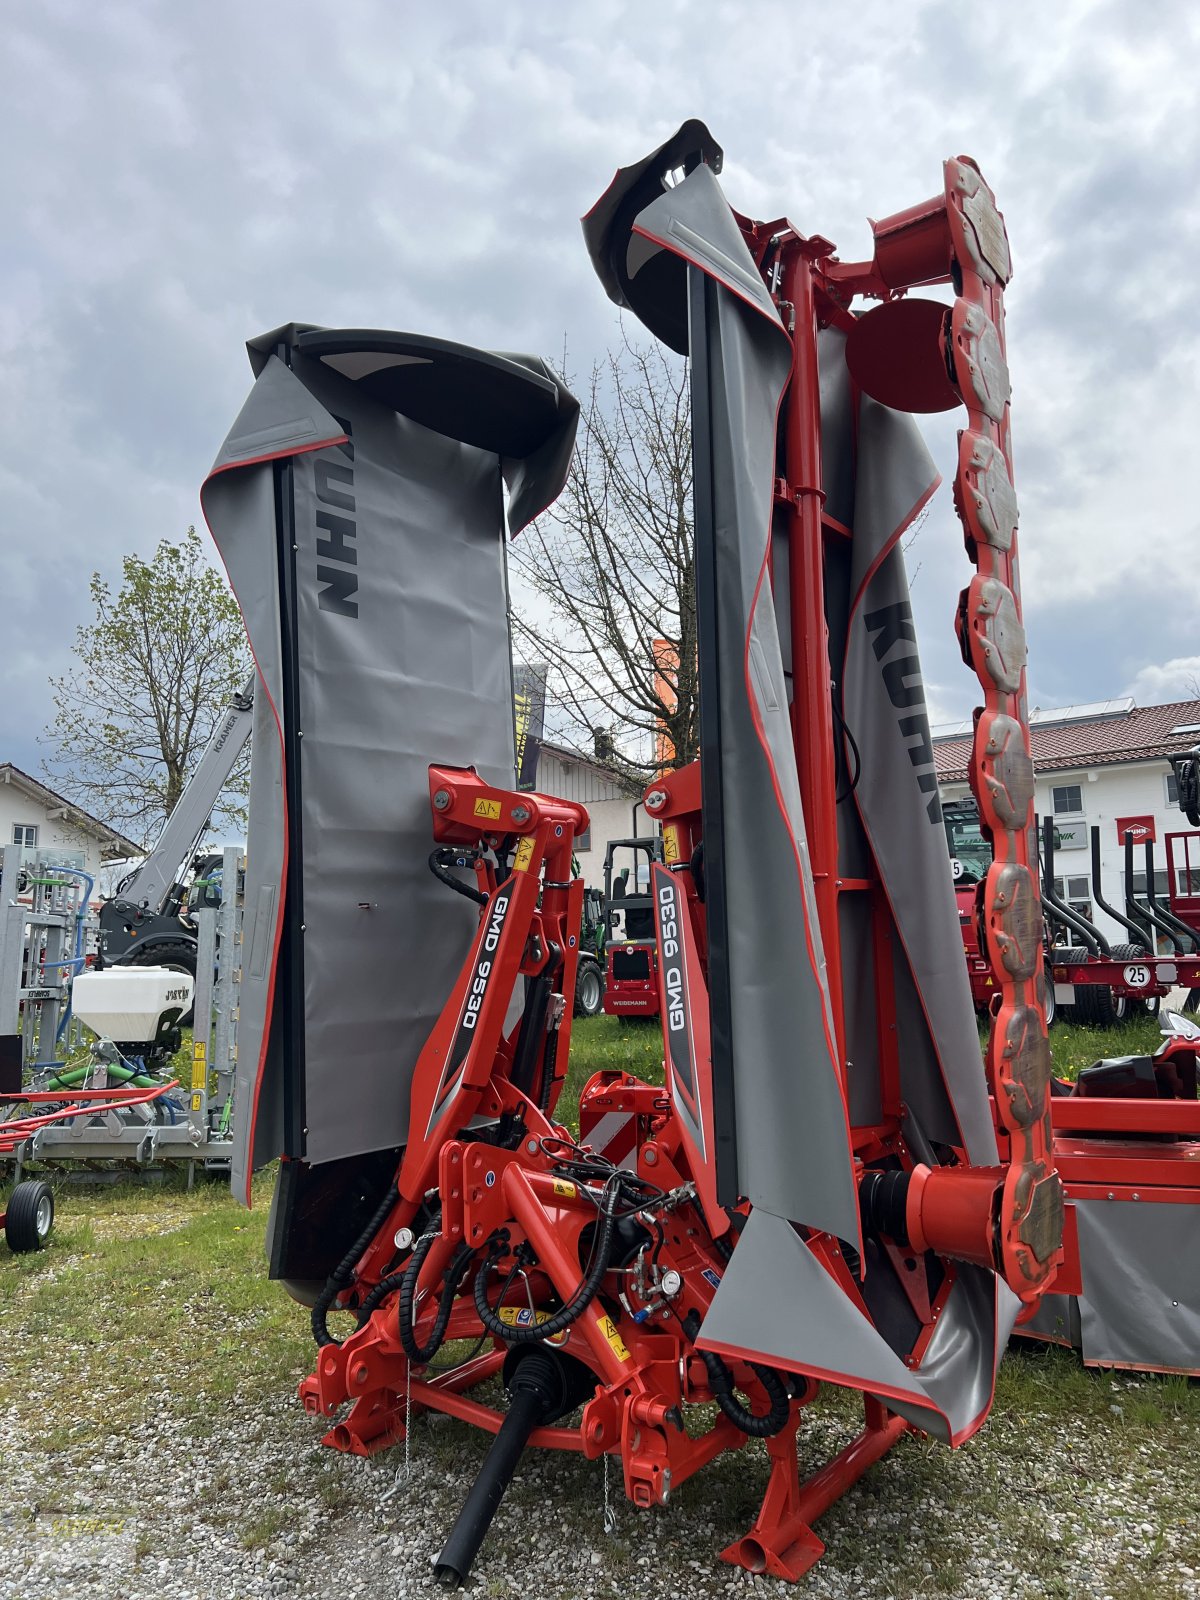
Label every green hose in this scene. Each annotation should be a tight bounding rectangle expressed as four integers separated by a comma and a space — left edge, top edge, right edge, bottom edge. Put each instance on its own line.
43, 1062, 159, 1090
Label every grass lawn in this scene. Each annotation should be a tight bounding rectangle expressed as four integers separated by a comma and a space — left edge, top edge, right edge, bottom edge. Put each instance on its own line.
1, 1013, 1198, 1598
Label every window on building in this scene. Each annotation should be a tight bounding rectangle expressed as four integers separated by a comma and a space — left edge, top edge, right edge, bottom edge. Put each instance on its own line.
1123, 870, 1170, 900
1177, 867, 1200, 896
1051, 784, 1083, 816
1166, 771, 1180, 806
1053, 875, 1092, 922
575, 826, 591, 853
11, 824, 38, 849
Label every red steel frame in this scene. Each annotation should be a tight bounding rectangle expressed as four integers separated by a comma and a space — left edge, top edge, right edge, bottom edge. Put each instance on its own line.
1030, 1064, 1200, 1376
297, 157, 1067, 1583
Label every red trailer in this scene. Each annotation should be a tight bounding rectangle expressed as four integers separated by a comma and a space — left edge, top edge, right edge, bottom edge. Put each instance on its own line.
946, 799, 1200, 1024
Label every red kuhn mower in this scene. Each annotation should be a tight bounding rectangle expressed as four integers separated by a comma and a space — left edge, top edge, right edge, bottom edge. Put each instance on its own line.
204, 126, 1073, 1582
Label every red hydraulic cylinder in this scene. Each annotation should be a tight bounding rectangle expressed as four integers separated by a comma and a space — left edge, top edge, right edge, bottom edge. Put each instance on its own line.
780, 241, 846, 1064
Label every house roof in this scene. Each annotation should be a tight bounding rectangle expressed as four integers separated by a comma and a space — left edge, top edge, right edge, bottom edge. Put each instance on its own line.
0, 765, 141, 859
539, 739, 643, 797
933, 698, 1200, 784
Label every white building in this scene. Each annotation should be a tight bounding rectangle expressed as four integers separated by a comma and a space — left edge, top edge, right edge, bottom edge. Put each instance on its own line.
0, 764, 139, 891
934, 697, 1200, 942
533, 742, 658, 891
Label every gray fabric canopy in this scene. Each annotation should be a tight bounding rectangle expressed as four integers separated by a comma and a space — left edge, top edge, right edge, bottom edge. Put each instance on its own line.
202, 326, 577, 1206
584, 125, 1014, 1443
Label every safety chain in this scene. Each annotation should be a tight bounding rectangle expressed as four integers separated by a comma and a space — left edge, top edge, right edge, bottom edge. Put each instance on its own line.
380, 1360, 413, 1505
947, 158, 1064, 1292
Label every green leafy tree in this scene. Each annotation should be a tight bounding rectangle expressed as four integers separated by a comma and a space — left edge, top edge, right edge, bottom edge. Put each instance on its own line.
42, 528, 252, 847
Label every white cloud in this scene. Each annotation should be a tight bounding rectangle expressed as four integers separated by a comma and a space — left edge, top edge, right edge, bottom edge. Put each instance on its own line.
1124, 657, 1200, 704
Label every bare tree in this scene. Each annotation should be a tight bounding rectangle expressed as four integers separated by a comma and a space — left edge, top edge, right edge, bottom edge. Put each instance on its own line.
511, 338, 695, 788
42, 528, 251, 846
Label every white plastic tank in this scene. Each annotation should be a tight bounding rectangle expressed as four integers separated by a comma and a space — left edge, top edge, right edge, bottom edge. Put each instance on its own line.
71, 966, 195, 1043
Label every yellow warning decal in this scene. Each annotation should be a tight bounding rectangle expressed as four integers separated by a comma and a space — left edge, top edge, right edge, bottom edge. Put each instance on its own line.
595, 1313, 631, 1362
473, 797, 502, 822
497, 1307, 568, 1345
663, 824, 681, 865
190, 1092, 203, 1113
514, 836, 535, 873
552, 1178, 576, 1199
498, 1306, 548, 1327
191, 1043, 207, 1091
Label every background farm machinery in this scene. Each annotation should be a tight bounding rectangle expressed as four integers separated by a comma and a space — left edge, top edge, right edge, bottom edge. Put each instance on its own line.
946, 796, 1200, 1024
943, 791, 1200, 1371
0, 846, 242, 1180
96, 675, 254, 1005
0, 681, 253, 1179
598, 835, 664, 1021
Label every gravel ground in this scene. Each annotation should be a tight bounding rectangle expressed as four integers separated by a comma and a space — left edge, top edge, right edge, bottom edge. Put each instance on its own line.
3, 1006, 1198, 1600
2, 1349, 1198, 1600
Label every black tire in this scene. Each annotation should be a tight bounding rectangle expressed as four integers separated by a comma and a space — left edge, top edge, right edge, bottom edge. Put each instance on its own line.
1085, 983, 1123, 1027
1108, 942, 1157, 1024
573, 958, 604, 1019
1054, 947, 1092, 1023
127, 939, 198, 1028
1041, 962, 1057, 1029
5, 1180, 54, 1253
1058, 942, 1124, 1027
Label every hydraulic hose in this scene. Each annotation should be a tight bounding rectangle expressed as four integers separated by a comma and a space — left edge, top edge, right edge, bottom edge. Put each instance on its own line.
682, 1310, 790, 1438
429, 848, 488, 906
311, 1182, 400, 1349
397, 1228, 474, 1364
43, 1061, 159, 1090
355, 1271, 407, 1328
706, 1355, 790, 1438
473, 1183, 621, 1344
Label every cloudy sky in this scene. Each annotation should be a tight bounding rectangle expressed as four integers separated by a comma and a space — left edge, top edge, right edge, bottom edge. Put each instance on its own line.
4, 0, 1199, 785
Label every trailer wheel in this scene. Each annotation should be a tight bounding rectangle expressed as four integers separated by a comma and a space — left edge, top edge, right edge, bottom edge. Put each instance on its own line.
1060, 943, 1123, 1027
1041, 962, 1057, 1029
1108, 943, 1158, 1024
1076, 977, 1122, 1027
4, 1180, 54, 1253
1054, 947, 1092, 1023
573, 959, 604, 1019
128, 939, 198, 1027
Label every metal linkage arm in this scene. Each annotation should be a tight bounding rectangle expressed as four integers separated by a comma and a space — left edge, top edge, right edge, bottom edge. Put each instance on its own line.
394, 766, 588, 1215
113, 675, 255, 913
